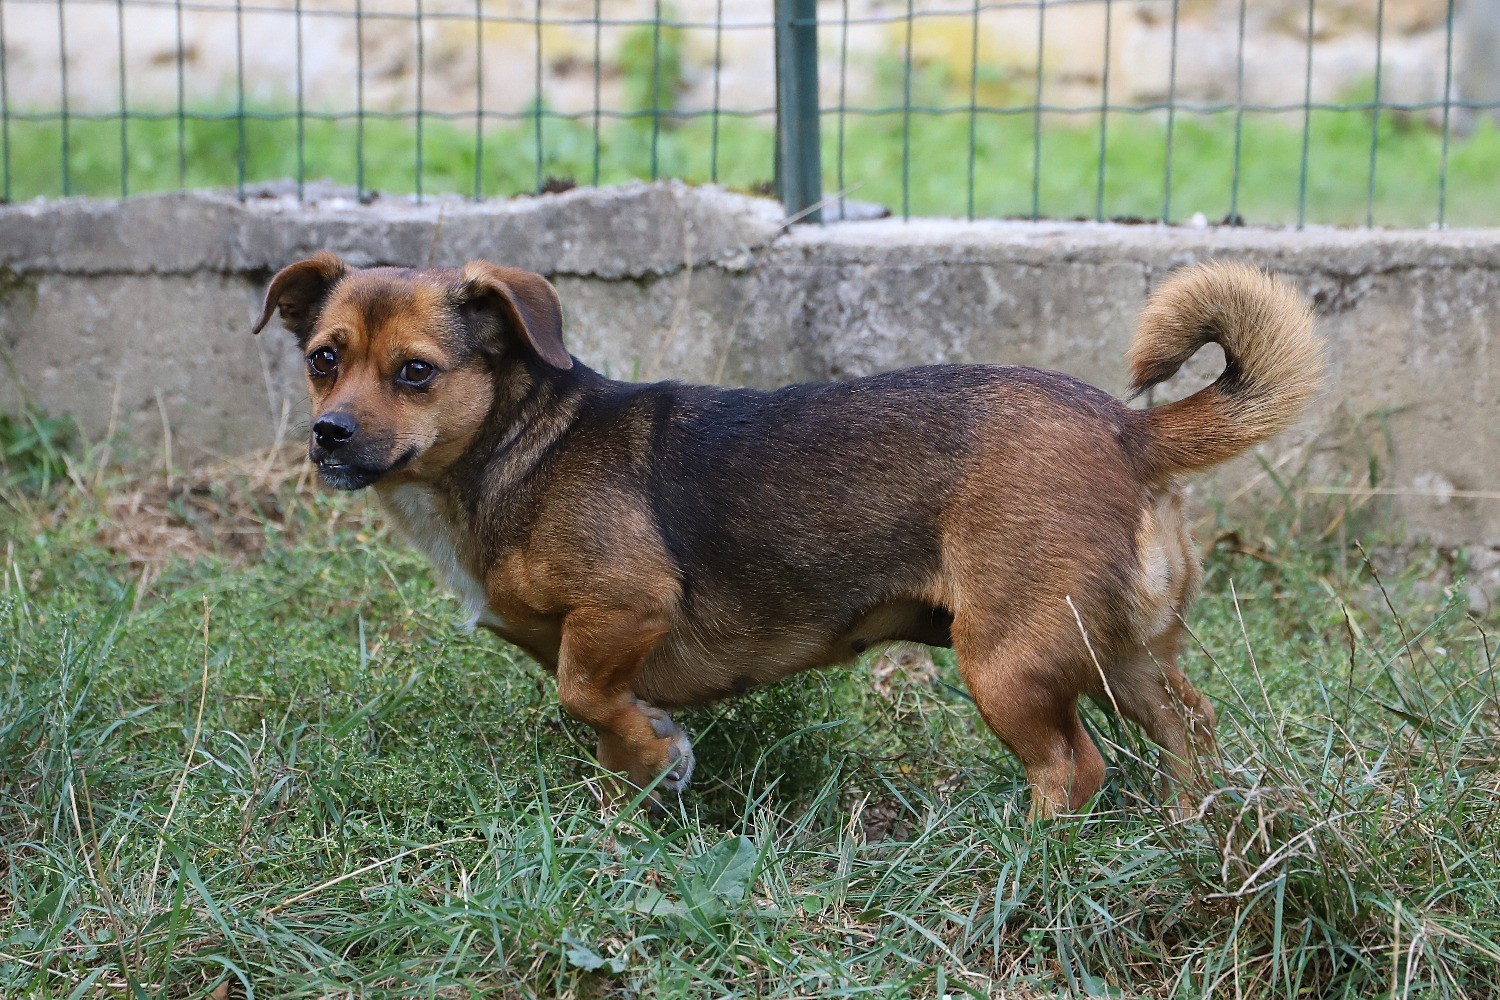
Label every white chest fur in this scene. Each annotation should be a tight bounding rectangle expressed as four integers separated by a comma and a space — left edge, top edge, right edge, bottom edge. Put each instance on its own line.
379, 484, 502, 629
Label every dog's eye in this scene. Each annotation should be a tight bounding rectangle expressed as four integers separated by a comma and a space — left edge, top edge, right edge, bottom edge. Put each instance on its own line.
307, 347, 338, 377
397, 359, 436, 387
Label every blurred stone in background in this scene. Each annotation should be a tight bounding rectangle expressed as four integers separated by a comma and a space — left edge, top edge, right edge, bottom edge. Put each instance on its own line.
1457, 0, 1500, 132
0, 0, 1475, 123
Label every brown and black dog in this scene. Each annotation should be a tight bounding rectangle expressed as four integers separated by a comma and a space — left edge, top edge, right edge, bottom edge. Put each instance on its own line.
252, 255, 1323, 819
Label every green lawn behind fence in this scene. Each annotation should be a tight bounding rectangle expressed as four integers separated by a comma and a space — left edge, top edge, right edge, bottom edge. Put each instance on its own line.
6, 99, 1499, 227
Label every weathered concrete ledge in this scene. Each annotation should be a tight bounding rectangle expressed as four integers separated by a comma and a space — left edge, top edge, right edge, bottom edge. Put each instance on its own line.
2, 182, 1496, 562
0, 181, 784, 279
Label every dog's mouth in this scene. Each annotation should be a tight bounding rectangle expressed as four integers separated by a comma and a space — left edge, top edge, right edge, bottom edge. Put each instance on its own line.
312, 447, 418, 491
314, 460, 385, 491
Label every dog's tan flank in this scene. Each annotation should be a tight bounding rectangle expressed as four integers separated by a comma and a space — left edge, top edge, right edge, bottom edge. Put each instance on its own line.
254, 258, 1323, 820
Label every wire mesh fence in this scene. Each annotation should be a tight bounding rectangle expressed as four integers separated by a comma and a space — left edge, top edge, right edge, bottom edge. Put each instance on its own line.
2, 0, 1497, 227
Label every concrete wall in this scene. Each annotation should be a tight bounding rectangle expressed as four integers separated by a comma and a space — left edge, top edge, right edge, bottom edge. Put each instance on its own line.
2, 182, 1497, 552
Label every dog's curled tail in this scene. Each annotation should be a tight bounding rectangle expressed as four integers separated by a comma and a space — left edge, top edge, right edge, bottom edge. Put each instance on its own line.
1128, 261, 1325, 485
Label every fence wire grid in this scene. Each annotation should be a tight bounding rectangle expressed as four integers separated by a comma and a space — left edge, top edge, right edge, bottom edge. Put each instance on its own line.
2, 0, 1498, 227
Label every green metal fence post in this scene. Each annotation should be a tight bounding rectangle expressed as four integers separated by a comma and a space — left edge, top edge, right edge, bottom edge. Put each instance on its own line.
774, 0, 822, 223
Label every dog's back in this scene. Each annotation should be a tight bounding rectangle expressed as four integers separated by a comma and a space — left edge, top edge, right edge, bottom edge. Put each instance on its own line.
591, 365, 1147, 704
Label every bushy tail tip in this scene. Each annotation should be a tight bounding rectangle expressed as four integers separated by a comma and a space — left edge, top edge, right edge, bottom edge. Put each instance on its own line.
1128, 261, 1325, 482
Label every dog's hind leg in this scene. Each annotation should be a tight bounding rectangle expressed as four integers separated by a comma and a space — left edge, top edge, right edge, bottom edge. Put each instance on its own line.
953, 626, 1106, 821
1105, 628, 1217, 820
555, 606, 694, 805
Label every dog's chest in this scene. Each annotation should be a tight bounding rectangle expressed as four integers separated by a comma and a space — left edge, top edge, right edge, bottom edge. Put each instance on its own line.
379, 484, 502, 629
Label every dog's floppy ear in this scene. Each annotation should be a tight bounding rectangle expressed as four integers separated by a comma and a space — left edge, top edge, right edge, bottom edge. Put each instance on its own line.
455, 261, 572, 370
252, 251, 348, 343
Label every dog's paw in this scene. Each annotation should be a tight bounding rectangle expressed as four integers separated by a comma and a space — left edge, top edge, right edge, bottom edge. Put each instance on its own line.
639, 703, 694, 794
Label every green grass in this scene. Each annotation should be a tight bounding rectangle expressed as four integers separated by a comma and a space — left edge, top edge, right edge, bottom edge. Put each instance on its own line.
7, 94, 1500, 227
2, 436, 1498, 998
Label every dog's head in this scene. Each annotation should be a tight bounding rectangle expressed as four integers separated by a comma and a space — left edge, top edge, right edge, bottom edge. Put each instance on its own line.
253, 252, 572, 490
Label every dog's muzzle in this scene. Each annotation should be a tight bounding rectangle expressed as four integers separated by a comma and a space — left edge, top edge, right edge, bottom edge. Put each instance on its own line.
308, 435, 417, 491
313, 458, 386, 491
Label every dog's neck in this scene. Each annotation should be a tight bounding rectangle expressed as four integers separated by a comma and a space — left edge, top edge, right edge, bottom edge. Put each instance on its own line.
372, 358, 608, 628
454, 357, 604, 500
378, 358, 604, 551
375, 479, 502, 629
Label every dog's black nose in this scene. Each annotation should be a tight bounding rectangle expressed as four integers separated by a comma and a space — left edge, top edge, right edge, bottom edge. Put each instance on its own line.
313, 412, 358, 450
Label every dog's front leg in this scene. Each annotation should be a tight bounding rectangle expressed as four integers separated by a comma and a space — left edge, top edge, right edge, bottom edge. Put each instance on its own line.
556, 605, 693, 804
